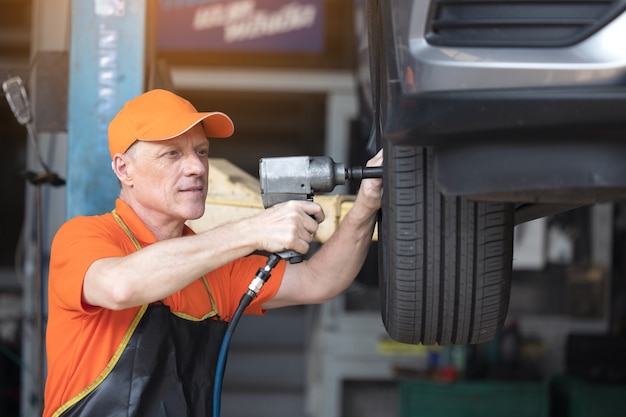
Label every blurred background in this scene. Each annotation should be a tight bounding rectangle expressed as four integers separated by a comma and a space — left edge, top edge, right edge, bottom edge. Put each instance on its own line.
2, 1, 626, 417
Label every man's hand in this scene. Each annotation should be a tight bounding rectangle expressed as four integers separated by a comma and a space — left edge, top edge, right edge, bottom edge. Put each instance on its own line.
353, 149, 384, 216
247, 199, 324, 256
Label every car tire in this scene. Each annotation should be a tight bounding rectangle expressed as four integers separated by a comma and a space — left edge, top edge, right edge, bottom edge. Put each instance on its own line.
378, 142, 514, 345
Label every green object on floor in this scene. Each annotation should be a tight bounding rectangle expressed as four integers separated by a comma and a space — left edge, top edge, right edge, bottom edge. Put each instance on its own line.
552, 374, 626, 417
399, 379, 549, 417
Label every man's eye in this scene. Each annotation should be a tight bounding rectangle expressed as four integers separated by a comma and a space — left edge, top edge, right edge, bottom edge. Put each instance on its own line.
197, 149, 209, 157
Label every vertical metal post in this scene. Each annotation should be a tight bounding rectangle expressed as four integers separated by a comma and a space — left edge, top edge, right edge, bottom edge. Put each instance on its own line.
34, 184, 44, 414
67, 0, 147, 218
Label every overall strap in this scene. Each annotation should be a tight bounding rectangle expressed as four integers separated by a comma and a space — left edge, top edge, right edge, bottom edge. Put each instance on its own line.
112, 209, 142, 250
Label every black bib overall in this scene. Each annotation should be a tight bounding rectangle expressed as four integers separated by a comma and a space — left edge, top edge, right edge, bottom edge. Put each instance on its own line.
59, 304, 227, 417
55, 210, 227, 417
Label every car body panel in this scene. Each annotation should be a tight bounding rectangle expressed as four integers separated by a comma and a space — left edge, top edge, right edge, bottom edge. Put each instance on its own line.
357, 0, 626, 202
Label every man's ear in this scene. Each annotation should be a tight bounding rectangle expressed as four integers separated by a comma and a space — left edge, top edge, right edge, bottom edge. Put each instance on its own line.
111, 154, 133, 186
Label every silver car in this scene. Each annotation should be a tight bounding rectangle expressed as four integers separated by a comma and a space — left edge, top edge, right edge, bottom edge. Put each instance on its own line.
357, 0, 626, 345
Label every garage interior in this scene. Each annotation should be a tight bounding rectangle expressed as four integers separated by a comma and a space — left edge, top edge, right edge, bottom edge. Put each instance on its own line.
2, 1, 626, 416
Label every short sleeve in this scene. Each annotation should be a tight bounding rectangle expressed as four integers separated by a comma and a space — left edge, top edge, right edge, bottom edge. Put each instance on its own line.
48, 215, 128, 313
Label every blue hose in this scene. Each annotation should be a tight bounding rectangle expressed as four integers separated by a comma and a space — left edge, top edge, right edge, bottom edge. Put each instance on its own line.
212, 295, 250, 417
212, 254, 282, 417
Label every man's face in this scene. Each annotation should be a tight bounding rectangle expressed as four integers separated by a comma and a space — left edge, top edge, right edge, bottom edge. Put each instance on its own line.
124, 123, 210, 224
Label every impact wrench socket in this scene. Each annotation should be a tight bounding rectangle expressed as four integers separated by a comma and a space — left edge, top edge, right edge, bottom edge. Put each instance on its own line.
259, 155, 383, 262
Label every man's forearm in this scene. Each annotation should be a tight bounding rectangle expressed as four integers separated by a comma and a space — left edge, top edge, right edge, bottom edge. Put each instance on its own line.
83, 221, 258, 310
306, 200, 378, 300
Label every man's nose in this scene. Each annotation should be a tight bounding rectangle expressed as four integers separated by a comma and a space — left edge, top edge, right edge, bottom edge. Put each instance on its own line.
184, 153, 208, 175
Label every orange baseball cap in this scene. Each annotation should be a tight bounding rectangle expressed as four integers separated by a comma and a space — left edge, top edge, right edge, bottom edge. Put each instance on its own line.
108, 89, 234, 159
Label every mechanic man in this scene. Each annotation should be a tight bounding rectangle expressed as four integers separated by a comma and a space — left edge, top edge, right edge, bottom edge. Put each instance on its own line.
42, 89, 382, 417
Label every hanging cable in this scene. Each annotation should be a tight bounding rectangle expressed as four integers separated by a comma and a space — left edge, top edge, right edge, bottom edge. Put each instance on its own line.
212, 253, 282, 417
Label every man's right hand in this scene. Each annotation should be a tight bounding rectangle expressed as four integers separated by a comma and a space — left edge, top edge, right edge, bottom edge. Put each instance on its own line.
246, 200, 324, 256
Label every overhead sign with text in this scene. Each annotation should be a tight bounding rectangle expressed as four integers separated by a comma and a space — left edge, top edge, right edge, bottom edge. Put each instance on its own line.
157, 0, 325, 53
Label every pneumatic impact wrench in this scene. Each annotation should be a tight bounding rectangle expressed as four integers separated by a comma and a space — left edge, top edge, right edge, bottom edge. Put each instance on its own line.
259, 155, 383, 263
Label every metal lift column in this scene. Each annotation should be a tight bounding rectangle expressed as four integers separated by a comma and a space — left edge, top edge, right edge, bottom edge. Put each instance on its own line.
67, 0, 147, 217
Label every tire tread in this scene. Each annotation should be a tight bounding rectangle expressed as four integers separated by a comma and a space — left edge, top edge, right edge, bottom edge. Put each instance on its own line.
380, 144, 513, 345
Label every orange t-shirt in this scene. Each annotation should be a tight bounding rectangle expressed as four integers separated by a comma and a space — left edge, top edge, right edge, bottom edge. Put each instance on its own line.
42, 199, 285, 417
